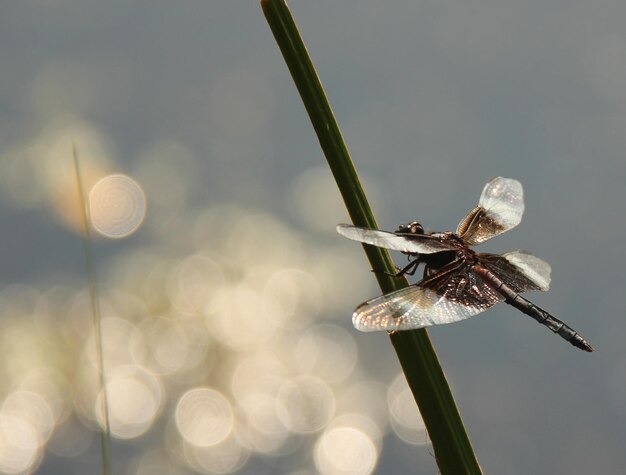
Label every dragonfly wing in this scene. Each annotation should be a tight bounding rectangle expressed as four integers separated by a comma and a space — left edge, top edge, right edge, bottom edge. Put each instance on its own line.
352, 286, 500, 332
457, 177, 525, 245
353, 261, 504, 332
337, 224, 458, 254
478, 252, 551, 292
502, 250, 551, 290
497, 250, 551, 291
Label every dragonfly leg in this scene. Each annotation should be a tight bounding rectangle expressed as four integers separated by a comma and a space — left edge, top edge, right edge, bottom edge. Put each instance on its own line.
370, 258, 420, 277
394, 258, 421, 277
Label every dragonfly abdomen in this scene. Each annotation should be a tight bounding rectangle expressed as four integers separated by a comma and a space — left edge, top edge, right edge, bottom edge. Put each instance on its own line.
474, 266, 593, 352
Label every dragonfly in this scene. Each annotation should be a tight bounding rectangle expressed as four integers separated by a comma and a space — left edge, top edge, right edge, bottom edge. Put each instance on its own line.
337, 177, 593, 352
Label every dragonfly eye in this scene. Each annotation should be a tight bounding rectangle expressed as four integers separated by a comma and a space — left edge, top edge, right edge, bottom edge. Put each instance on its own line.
396, 221, 424, 235
409, 222, 424, 234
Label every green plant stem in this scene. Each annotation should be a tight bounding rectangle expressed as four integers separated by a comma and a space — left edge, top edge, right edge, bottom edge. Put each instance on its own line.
73, 145, 111, 475
260, 1, 482, 473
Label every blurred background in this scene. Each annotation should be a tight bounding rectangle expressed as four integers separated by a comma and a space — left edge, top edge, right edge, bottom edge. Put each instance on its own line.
1, 1, 625, 473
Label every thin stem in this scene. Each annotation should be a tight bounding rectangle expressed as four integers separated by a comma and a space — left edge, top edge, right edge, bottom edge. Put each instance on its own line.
73, 145, 111, 475
260, 1, 482, 473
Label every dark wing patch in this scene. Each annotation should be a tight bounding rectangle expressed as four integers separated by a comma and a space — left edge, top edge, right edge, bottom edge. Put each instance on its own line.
479, 251, 551, 292
456, 206, 506, 244
457, 177, 524, 245
421, 259, 504, 309
352, 260, 504, 332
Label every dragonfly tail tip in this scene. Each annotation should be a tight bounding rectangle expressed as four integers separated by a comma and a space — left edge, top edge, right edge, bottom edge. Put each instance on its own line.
581, 342, 594, 352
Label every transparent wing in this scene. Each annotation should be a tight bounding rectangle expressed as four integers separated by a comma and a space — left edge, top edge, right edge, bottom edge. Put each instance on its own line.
456, 177, 525, 245
502, 250, 551, 291
479, 251, 551, 292
337, 224, 458, 254
352, 286, 502, 332
353, 261, 504, 332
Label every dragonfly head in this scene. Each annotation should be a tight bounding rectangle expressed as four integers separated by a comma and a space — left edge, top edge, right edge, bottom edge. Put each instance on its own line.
395, 221, 424, 235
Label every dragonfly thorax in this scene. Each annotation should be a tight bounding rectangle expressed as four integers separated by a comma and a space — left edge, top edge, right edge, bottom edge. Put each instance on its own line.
394, 221, 424, 235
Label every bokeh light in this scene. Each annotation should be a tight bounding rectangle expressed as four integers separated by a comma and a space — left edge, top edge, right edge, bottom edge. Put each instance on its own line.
239, 393, 292, 456
288, 166, 349, 234
46, 416, 93, 458
89, 174, 146, 238
0, 121, 112, 223
314, 426, 378, 475
295, 324, 358, 383
0, 201, 434, 473
262, 268, 322, 329
336, 381, 389, 433
2, 390, 56, 446
96, 365, 163, 439
183, 433, 249, 475
1, 2, 624, 473
131, 449, 186, 475
0, 412, 44, 474
230, 354, 289, 405
276, 376, 336, 434
175, 388, 234, 447
387, 373, 429, 446
167, 254, 225, 318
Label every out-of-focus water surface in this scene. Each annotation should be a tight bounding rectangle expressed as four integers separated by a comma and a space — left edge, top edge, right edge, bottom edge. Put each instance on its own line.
1, 1, 625, 474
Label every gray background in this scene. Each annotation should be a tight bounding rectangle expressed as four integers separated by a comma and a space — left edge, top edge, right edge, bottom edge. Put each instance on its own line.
1, 1, 625, 473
